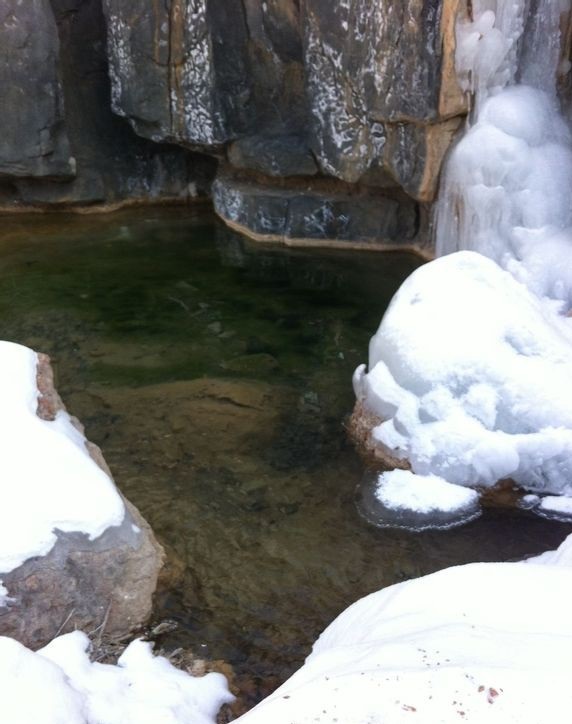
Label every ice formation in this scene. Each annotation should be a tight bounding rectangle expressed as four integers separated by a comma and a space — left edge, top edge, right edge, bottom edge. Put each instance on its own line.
0, 631, 233, 724
238, 534, 572, 723
0, 342, 125, 600
357, 469, 481, 531
437, 0, 572, 304
354, 251, 572, 496
353, 1, 572, 524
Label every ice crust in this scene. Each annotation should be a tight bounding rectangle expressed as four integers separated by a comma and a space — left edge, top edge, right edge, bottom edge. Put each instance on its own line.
436, 83, 572, 304
238, 538, 572, 723
0, 632, 233, 724
0, 342, 125, 586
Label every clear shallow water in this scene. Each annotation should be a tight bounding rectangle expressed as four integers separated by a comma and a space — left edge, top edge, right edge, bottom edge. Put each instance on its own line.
0, 208, 570, 704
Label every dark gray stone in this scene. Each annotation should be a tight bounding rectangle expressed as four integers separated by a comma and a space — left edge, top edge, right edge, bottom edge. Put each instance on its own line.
102, 0, 253, 147
212, 171, 419, 247
302, 0, 467, 197
0, 0, 469, 234
228, 135, 317, 177
4, 0, 215, 208
102, 0, 306, 148
0, 0, 73, 179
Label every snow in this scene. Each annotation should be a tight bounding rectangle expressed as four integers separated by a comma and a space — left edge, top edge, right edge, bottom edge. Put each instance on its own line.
0, 632, 233, 724
354, 251, 572, 500
0, 342, 125, 579
353, 1, 572, 520
356, 469, 481, 531
375, 470, 479, 514
238, 546, 572, 723
538, 495, 572, 518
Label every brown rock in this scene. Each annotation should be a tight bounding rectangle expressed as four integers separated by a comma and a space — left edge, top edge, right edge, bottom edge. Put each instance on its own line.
0, 353, 164, 650
348, 399, 529, 510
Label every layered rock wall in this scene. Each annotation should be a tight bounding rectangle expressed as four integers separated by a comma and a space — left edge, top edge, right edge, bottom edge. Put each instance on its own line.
0, 0, 476, 250
0, 0, 73, 180
0, 0, 214, 209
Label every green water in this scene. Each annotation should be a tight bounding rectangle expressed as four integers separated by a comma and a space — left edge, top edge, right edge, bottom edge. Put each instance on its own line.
0, 208, 569, 706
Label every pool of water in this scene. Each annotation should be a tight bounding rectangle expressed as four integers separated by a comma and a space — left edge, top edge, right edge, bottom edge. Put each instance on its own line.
0, 208, 569, 705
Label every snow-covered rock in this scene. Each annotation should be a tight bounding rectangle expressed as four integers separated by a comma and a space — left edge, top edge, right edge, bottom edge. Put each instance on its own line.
0, 342, 164, 647
237, 535, 572, 723
350, 251, 572, 525
0, 631, 233, 724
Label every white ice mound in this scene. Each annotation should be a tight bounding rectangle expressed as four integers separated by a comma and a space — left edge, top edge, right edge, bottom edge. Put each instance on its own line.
237, 540, 572, 724
353, 251, 572, 499
0, 631, 233, 724
375, 470, 479, 513
357, 470, 481, 531
0, 342, 124, 575
437, 85, 572, 305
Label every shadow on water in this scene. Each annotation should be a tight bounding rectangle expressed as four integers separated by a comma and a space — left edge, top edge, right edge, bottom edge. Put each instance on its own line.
0, 208, 570, 702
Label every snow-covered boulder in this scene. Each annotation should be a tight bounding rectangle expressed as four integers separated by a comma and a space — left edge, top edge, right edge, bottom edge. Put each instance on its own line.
237, 534, 572, 723
0, 342, 164, 648
0, 631, 233, 724
349, 251, 572, 526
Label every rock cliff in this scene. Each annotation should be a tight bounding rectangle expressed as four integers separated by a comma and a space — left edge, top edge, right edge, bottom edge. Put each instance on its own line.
0, 0, 476, 251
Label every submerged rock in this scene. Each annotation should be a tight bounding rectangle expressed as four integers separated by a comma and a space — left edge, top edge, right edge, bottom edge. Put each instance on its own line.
0, 0, 476, 251
0, 347, 164, 649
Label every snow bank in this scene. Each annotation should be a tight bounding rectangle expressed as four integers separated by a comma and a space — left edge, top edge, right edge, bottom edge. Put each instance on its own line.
238, 541, 572, 723
0, 342, 124, 595
353, 251, 572, 507
0, 632, 233, 724
526, 531, 572, 565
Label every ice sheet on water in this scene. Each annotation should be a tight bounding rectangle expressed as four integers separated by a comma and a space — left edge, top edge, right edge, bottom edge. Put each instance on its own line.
356, 469, 481, 531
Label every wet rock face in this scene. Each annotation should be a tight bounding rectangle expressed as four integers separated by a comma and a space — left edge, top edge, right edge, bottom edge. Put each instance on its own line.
0, 354, 164, 650
102, 0, 306, 148
303, 0, 466, 197
1, 0, 214, 208
1, 0, 472, 247
0, 0, 73, 179
99, 0, 468, 245
213, 171, 421, 249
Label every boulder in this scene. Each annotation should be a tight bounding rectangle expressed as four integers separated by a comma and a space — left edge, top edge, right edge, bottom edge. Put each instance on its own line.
0, 347, 164, 649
